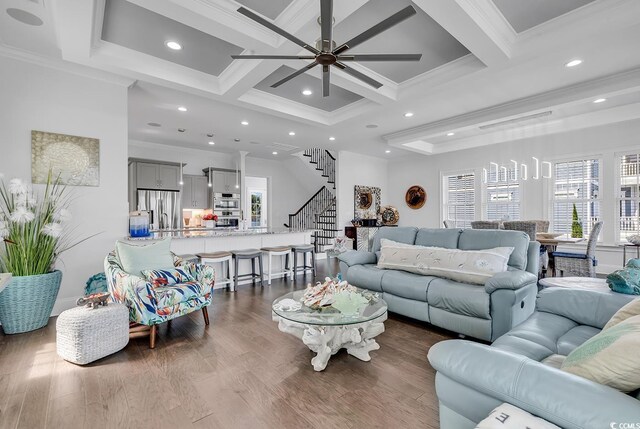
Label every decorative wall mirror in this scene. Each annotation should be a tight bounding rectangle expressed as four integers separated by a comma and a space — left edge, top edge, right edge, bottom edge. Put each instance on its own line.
354, 185, 381, 220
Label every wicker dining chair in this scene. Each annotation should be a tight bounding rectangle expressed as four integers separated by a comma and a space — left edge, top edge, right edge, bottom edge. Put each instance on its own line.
553, 221, 604, 277
503, 221, 537, 240
470, 221, 501, 230
532, 220, 550, 233
443, 220, 454, 229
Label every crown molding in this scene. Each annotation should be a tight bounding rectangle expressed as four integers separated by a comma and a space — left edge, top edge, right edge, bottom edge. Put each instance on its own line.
0, 43, 135, 87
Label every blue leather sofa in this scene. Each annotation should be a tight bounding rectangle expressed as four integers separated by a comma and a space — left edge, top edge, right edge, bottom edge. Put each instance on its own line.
338, 227, 540, 341
428, 287, 640, 428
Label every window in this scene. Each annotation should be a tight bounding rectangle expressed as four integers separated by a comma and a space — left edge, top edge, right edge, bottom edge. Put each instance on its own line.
443, 172, 475, 228
618, 153, 640, 241
551, 159, 601, 238
484, 166, 520, 221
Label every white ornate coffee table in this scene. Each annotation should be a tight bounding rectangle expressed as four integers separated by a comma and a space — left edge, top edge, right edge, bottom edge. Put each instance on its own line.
272, 289, 387, 371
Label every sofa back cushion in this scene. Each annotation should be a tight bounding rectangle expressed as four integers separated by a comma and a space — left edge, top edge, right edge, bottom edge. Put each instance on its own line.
372, 226, 418, 254
459, 229, 529, 270
537, 288, 635, 329
377, 239, 513, 285
415, 228, 461, 249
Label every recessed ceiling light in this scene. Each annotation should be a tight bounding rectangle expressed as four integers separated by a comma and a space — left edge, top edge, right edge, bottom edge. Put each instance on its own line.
329, 137, 336, 141
366, 124, 378, 129
447, 132, 455, 136
565, 59, 582, 68
178, 106, 187, 112
593, 98, 606, 103
404, 112, 414, 118
207, 133, 214, 138
289, 131, 296, 136
178, 128, 186, 133
302, 89, 313, 96
6, 8, 43, 26
241, 120, 249, 126
165, 40, 182, 50
234, 138, 241, 142
385, 150, 391, 153
272, 151, 278, 155
147, 122, 161, 127
208, 141, 215, 145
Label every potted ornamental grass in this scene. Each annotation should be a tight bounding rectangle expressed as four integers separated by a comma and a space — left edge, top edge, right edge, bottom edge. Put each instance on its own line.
0, 172, 89, 334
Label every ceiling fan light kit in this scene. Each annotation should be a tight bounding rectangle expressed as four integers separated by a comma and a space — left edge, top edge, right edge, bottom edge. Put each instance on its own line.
232, 0, 422, 97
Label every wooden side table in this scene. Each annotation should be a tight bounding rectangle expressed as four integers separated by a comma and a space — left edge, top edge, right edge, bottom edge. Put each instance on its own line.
622, 243, 640, 266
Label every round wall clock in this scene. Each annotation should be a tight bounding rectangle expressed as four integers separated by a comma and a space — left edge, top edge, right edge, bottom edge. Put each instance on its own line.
380, 206, 400, 225
405, 185, 427, 209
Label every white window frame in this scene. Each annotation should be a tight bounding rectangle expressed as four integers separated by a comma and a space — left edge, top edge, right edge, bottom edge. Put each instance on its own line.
441, 169, 477, 229
547, 156, 602, 239
482, 165, 521, 221
616, 151, 640, 243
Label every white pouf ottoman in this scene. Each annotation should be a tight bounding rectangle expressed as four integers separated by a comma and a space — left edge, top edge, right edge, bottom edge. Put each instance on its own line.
56, 303, 129, 365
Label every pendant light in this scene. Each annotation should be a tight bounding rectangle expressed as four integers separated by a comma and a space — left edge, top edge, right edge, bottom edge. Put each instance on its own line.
235, 162, 239, 189
208, 167, 212, 187
179, 162, 184, 186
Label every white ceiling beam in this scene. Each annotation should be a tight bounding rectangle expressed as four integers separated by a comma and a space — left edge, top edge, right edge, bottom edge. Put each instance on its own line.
412, 0, 515, 67
49, 0, 96, 60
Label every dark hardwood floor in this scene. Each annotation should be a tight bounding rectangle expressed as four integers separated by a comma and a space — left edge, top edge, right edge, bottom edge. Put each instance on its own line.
0, 260, 455, 429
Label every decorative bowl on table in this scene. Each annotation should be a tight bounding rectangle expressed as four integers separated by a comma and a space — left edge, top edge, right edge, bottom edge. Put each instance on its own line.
537, 232, 564, 239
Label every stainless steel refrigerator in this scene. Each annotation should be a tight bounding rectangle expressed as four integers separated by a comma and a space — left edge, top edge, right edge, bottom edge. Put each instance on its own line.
137, 190, 181, 230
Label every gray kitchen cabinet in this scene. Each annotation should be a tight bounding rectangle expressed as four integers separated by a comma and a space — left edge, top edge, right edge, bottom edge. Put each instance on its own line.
213, 171, 227, 193
135, 162, 180, 190
182, 175, 210, 209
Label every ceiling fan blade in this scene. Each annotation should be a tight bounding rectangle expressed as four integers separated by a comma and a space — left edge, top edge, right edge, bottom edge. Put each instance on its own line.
231, 55, 316, 60
271, 62, 318, 88
237, 7, 319, 55
334, 62, 383, 89
337, 54, 422, 62
320, 0, 333, 52
333, 5, 416, 55
323, 65, 330, 97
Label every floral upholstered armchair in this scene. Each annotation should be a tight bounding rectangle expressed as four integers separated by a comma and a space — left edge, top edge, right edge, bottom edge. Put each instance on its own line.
104, 252, 215, 348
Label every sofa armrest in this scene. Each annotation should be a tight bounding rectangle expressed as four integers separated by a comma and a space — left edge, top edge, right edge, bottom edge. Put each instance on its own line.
104, 254, 157, 325
428, 340, 640, 429
185, 262, 216, 296
337, 250, 377, 267
485, 271, 537, 294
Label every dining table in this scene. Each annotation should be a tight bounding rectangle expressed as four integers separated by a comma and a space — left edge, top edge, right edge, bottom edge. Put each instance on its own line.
536, 234, 586, 277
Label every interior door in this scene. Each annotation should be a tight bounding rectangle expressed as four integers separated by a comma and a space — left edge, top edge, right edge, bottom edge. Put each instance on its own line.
248, 189, 267, 227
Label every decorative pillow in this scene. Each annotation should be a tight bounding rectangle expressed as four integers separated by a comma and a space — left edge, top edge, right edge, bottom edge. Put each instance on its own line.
561, 315, 640, 392
603, 298, 640, 330
141, 267, 195, 288
475, 403, 560, 429
377, 239, 514, 285
115, 238, 174, 276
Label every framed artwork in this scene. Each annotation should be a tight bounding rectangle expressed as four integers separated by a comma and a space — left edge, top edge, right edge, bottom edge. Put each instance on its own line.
354, 185, 381, 220
405, 185, 426, 209
31, 130, 100, 186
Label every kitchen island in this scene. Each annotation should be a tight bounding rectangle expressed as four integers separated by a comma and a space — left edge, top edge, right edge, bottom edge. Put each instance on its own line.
128, 228, 315, 288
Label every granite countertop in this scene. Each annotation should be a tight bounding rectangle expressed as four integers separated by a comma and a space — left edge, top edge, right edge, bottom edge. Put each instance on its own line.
127, 228, 315, 241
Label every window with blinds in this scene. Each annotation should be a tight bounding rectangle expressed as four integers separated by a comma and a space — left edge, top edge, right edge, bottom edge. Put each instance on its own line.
618, 153, 640, 241
443, 172, 475, 228
551, 159, 601, 238
484, 167, 520, 221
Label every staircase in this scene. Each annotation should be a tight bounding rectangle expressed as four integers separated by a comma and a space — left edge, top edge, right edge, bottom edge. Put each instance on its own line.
285, 149, 339, 252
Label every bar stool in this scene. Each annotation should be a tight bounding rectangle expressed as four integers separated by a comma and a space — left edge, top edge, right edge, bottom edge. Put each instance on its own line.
196, 251, 234, 291
291, 244, 316, 279
260, 246, 292, 285
231, 249, 264, 289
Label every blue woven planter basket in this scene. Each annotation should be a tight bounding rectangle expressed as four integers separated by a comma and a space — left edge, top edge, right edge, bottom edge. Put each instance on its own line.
0, 270, 62, 334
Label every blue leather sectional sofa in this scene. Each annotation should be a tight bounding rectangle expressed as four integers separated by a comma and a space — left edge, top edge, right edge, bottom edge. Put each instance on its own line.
337, 227, 540, 341
428, 287, 640, 428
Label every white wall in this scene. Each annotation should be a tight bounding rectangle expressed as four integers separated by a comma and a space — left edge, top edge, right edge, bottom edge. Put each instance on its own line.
0, 57, 129, 315
387, 119, 640, 273
336, 151, 389, 228
129, 140, 236, 173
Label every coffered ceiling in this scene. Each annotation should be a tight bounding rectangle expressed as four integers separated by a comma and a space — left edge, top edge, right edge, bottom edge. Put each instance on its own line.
1, 0, 640, 158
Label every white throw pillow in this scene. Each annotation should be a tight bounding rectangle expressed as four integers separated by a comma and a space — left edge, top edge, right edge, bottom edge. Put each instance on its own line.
561, 314, 640, 392
476, 403, 560, 429
377, 239, 513, 285
603, 298, 640, 330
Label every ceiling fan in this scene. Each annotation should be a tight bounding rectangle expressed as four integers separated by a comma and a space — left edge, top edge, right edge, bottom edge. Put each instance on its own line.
231, 0, 422, 97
